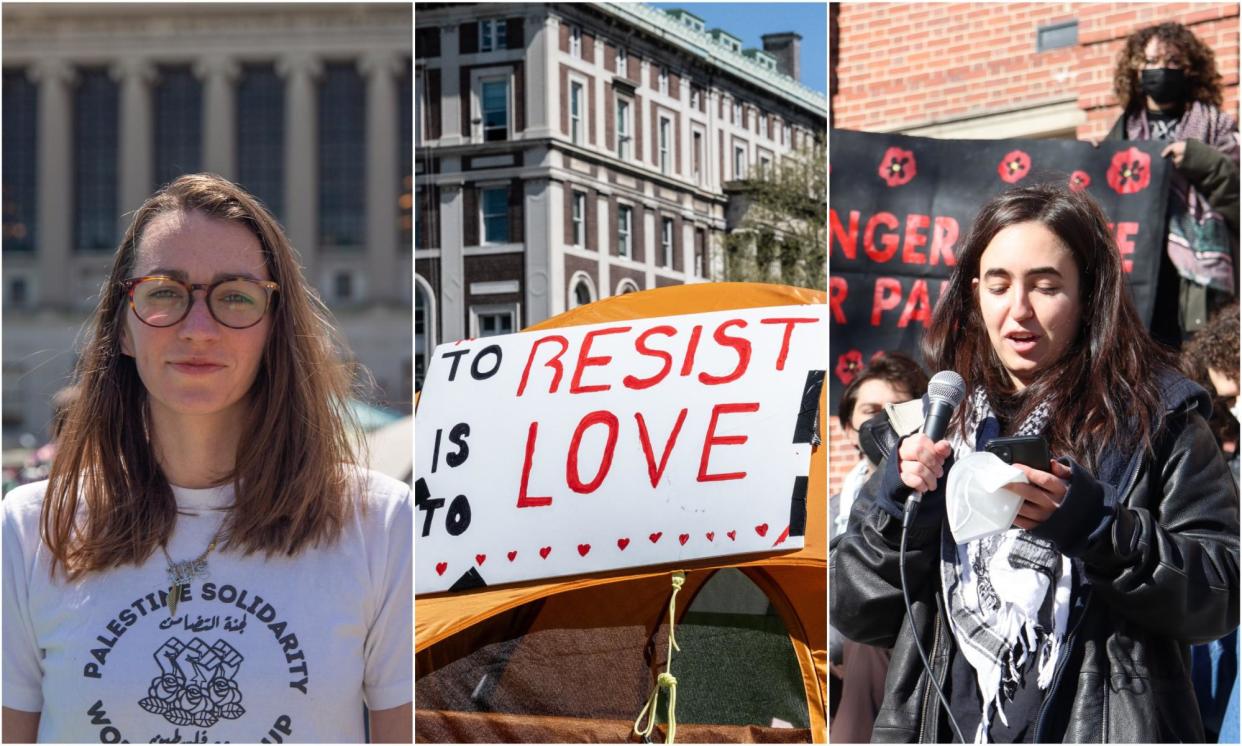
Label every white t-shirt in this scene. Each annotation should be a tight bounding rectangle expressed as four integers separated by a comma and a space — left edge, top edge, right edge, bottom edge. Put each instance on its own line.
3, 468, 412, 743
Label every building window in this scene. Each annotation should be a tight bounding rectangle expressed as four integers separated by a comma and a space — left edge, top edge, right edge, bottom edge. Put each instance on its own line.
732, 100, 742, 125
759, 154, 772, 176
333, 271, 354, 302
482, 186, 508, 244
694, 228, 706, 277
415, 279, 435, 390
659, 116, 671, 175
3, 69, 37, 253
473, 304, 517, 337
570, 81, 584, 144
616, 98, 632, 159
618, 205, 632, 258
570, 25, 582, 58
154, 65, 202, 188
692, 131, 703, 183
661, 218, 673, 268
617, 47, 627, 77
616, 278, 640, 295
783, 122, 792, 148
74, 68, 119, 251
690, 87, 699, 109
571, 190, 585, 246
480, 19, 507, 52
658, 67, 668, 96
734, 145, 747, 179
569, 273, 595, 309
481, 77, 510, 142
237, 63, 285, 221
760, 113, 769, 139
319, 62, 366, 248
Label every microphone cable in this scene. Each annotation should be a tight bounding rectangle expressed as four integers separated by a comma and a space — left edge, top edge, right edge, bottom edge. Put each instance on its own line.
901, 497, 967, 744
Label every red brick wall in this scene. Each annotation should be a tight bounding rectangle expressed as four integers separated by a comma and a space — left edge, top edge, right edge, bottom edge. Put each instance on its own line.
828, 416, 860, 498
831, 3, 1239, 140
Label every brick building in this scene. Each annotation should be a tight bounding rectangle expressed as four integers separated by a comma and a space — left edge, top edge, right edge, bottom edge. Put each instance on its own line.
827, 2, 1239, 493
414, 2, 827, 388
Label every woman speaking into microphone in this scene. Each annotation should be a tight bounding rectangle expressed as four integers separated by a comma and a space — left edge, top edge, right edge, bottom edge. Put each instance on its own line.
830, 183, 1239, 742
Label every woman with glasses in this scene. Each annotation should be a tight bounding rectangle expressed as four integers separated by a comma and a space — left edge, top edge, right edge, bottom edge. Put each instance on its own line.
2, 174, 412, 742
1107, 21, 1239, 348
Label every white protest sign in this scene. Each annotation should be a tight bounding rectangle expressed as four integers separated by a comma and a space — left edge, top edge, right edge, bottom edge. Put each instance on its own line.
414, 304, 827, 594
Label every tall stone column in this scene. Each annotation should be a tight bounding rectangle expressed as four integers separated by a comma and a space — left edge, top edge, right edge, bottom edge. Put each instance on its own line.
276, 53, 321, 275
30, 59, 76, 308
196, 55, 240, 181
111, 57, 156, 239
360, 51, 402, 302
439, 183, 465, 341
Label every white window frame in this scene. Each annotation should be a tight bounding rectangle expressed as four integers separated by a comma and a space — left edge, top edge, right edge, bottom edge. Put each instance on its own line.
414, 274, 437, 388
616, 278, 641, 295
616, 96, 632, 159
571, 190, 585, 247
618, 204, 633, 259
692, 128, 704, 184
570, 79, 585, 145
760, 112, 768, 140
661, 218, 673, 268
658, 66, 668, 96
732, 100, 742, 125
783, 122, 792, 147
470, 302, 521, 338
690, 86, 700, 110
568, 271, 597, 309
759, 153, 772, 176
480, 185, 509, 245
472, 67, 512, 143
570, 25, 582, 58
480, 19, 507, 52
617, 47, 628, 77
658, 115, 672, 175
734, 145, 747, 180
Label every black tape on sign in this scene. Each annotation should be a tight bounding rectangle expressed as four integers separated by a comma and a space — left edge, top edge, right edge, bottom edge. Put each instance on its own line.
788, 476, 808, 538
449, 567, 487, 592
794, 370, 826, 445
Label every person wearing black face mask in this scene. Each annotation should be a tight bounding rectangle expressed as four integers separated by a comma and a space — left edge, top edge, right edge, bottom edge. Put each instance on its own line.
1105, 21, 1239, 349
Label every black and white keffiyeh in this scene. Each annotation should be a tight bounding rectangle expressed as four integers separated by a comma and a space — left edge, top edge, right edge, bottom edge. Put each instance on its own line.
939, 387, 1073, 743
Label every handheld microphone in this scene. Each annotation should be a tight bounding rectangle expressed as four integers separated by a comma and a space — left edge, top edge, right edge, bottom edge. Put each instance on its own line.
903, 370, 966, 524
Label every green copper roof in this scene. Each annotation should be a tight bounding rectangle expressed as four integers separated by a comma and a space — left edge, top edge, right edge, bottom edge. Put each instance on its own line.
596, 2, 826, 117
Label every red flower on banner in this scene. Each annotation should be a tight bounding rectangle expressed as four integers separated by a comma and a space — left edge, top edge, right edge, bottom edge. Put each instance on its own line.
998, 150, 1032, 183
1068, 170, 1091, 193
877, 147, 917, 187
836, 349, 864, 385
1106, 147, 1152, 194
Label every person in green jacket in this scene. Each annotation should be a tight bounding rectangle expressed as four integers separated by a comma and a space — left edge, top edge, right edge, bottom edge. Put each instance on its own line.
1106, 21, 1239, 347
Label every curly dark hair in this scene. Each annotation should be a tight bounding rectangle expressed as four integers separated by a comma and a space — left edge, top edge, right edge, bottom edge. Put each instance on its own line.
1182, 301, 1239, 390
1113, 22, 1223, 110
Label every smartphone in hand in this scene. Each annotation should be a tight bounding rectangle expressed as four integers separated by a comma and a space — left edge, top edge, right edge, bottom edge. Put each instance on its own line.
985, 435, 1050, 469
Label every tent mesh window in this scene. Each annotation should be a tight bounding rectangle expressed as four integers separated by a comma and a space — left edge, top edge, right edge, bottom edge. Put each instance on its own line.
416, 568, 811, 739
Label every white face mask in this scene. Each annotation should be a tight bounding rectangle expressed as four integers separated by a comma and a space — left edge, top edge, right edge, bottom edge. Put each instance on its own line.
945, 451, 1029, 543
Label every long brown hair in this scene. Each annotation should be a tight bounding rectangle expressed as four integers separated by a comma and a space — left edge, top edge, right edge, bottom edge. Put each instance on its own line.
44, 174, 362, 578
1113, 21, 1224, 110
922, 184, 1177, 469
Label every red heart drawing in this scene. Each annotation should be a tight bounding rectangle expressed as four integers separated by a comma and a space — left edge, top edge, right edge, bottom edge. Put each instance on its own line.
475, 554, 486, 566
577, 544, 591, 556
617, 538, 631, 550
678, 533, 689, 546
539, 546, 552, 559
755, 523, 769, 537
706, 532, 715, 542
435, 562, 447, 576
649, 532, 663, 543
727, 530, 737, 541
507, 551, 518, 562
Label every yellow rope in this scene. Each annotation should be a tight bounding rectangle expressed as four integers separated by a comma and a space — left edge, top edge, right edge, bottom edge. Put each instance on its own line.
634, 571, 686, 743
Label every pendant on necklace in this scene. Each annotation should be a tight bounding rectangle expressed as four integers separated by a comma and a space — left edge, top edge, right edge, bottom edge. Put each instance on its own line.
166, 558, 208, 617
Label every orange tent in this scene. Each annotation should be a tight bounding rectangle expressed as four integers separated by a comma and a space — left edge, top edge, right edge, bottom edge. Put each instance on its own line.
415, 283, 827, 743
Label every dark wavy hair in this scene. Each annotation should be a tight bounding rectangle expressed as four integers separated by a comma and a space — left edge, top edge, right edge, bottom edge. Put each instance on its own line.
1113, 21, 1223, 110
837, 351, 929, 428
922, 184, 1177, 469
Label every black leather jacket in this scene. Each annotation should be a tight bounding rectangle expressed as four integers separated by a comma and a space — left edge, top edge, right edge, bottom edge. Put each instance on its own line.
829, 375, 1240, 742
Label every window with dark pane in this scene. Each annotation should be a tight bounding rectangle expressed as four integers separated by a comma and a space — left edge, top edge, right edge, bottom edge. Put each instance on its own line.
481, 187, 508, 244
318, 62, 366, 248
154, 65, 202, 188
236, 62, 285, 221
74, 68, 119, 251
3, 68, 37, 253
400, 58, 413, 249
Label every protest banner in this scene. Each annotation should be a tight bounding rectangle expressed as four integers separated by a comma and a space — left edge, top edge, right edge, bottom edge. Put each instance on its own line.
414, 304, 827, 594
828, 129, 1171, 410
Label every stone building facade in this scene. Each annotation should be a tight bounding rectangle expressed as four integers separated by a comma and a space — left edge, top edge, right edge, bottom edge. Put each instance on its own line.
2, 3, 413, 446
414, 2, 827, 388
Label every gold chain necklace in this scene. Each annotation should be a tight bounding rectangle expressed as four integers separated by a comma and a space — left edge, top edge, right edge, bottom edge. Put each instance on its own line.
160, 528, 223, 616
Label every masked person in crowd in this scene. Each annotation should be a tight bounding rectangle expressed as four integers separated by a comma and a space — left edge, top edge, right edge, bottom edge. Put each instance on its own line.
830, 352, 928, 743
1107, 21, 1239, 347
2, 175, 412, 743
831, 183, 1239, 743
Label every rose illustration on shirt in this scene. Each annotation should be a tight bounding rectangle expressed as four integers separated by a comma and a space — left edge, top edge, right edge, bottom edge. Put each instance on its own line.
139, 636, 246, 729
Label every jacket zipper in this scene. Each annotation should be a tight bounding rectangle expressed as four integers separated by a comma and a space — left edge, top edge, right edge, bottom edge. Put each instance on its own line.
917, 613, 942, 744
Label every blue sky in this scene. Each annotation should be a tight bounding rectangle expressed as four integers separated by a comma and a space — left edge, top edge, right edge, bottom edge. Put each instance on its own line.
647, 2, 827, 94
